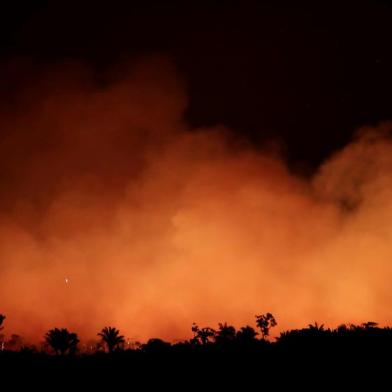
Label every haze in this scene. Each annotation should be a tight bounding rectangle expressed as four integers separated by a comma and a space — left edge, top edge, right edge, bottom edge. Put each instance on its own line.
1, 57, 391, 343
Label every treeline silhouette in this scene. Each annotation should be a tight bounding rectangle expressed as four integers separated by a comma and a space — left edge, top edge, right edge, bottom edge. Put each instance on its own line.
2, 311, 392, 355
1, 312, 391, 386
0, 312, 279, 354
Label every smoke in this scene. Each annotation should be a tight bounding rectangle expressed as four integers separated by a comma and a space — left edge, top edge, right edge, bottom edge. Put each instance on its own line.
1, 56, 392, 343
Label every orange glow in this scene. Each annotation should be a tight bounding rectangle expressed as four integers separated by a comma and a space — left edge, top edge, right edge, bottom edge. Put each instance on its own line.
1, 56, 392, 343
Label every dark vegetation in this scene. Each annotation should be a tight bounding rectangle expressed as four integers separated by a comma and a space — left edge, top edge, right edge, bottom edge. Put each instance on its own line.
0, 312, 390, 386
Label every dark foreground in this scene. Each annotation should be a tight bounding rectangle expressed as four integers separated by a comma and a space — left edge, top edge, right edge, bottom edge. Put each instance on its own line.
1, 323, 391, 388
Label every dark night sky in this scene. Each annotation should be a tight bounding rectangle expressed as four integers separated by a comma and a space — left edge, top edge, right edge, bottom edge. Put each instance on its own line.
1, 0, 391, 171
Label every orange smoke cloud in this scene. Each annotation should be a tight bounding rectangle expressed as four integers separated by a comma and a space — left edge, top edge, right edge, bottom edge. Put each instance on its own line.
1, 56, 392, 343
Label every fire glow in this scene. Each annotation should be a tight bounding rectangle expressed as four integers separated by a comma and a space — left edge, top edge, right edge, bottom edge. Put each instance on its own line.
1, 57, 392, 343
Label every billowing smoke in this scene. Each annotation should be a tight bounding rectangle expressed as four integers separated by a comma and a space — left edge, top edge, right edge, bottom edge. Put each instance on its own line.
1, 56, 392, 343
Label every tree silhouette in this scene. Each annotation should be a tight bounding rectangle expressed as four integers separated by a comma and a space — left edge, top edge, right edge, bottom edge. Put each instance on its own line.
191, 323, 216, 345
0, 314, 4, 351
7, 334, 23, 351
362, 321, 378, 329
142, 338, 171, 354
45, 328, 79, 355
308, 322, 325, 332
0, 314, 5, 331
215, 322, 236, 344
337, 324, 348, 334
236, 325, 258, 344
255, 313, 277, 339
98, 326, 125, 353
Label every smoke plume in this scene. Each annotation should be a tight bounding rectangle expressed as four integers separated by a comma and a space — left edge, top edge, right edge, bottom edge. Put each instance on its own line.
1, 56, 392, 343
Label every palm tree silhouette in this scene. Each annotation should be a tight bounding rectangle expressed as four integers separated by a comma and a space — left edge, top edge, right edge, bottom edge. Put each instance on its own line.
98, 326, 125, 353
308, 322, 325, 332
45, 328, 79, 355
191, 323, 216, 345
